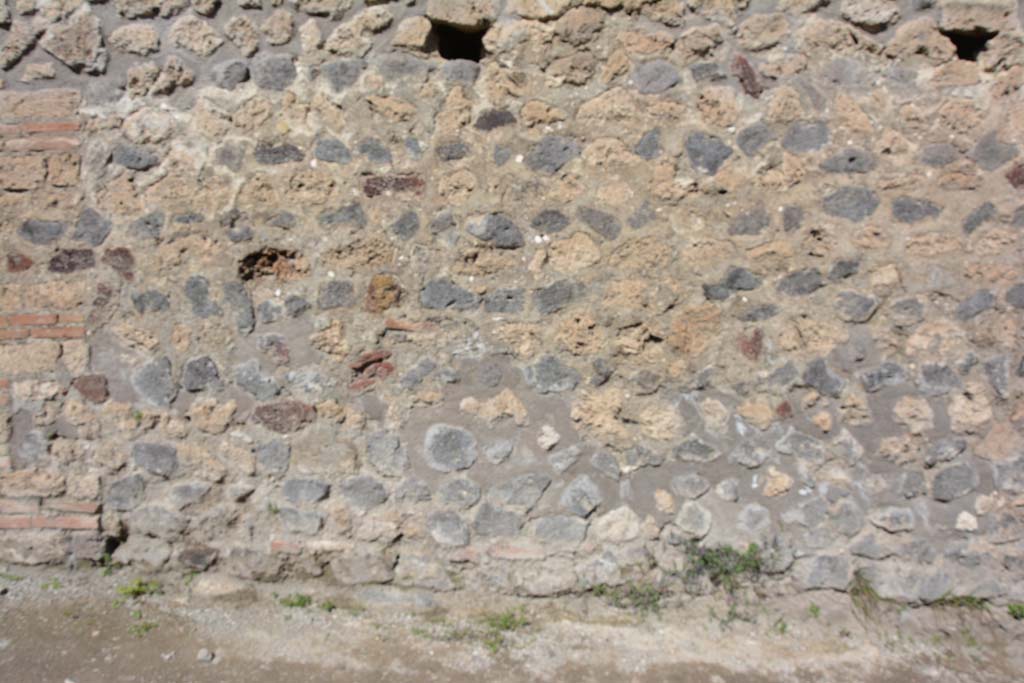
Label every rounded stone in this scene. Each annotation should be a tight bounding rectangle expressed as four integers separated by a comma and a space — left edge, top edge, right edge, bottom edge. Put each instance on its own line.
423, 424, 478, 472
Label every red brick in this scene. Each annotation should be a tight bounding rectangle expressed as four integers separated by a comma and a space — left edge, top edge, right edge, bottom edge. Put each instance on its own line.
0, 516, 33, 529
1, 313, 58, 327
30, 326, 86, 339
44, 499, 100, 514
0, 379, 9, 388
0, 121, 81, 136
58, 313, 87, 324
0, 90, 81, 124
4, 137, 80, 153
0, 329, 29, 340
34, 515, 100, 530
0, 498, 39, 514
270, 539, 303, 555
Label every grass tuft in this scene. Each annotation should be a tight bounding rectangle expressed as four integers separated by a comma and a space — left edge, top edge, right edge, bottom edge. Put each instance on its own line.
117, 579, 162, 598
279, 593, 313, 608
684, 542, 764, 594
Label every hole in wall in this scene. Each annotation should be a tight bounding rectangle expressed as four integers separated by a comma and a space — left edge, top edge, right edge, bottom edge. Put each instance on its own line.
239, 247, 301, 281
430, 21, 487, 62
940, 29, 997, 61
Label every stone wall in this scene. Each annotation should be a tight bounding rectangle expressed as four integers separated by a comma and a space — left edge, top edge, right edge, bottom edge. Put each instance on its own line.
1, 0, 1023, 604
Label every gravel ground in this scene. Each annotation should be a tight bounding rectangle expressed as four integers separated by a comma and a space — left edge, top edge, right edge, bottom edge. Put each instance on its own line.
1, 565, 1021, 683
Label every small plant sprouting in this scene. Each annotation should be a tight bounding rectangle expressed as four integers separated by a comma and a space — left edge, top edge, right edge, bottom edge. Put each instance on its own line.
279, 593, 313, 608
117, 579, 162, 598
808, 603, 821, 619
849, 569, 882, 621
1008, 604, 1024, 620
930, 593, 989, 611
41, 578, 62, 591
0, 572, 25, 582
267, 502, 280, 515
773, 617, 788, 636
481, 608, 529, 653
319, 600, 336, 613
129, 621, 158, 637
684, 542, 764, 595
591, 582, 664, 615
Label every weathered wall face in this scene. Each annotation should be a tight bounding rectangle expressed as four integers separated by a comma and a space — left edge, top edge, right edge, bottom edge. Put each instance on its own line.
1, 0, 1023, 602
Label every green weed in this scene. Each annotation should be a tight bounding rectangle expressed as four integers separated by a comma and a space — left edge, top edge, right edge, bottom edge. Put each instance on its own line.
1008, 604, 1024, 620
808, 603, 821, 619
592, 582, 664, 614
41, 578, 62, 591
849, 569, 882, 621
930, 593, 988, 610
279, 593, 312, 608
684, 542, 764, 594
0, 572, 25, 582
129, 621, 158, 637
117, 579, 162, 598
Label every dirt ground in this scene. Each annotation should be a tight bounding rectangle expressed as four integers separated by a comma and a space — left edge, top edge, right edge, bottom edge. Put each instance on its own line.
1, 565, 1021, 683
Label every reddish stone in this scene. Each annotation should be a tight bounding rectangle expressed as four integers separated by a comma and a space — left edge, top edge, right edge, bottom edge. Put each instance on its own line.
72, 374, 109, 403
6, 252, 33, 272
102, 247, 135, 280
738, 328, 763, 360
365, 362, 394, 379
350, 350, 391, 371
776, 401, 793, 419
49, 248, 95, 273
349, 377, 378, 392
365, 274, 401, 312
1007, 163, 1024, 189
254, 401, 315, 433
732, 54, 762, 99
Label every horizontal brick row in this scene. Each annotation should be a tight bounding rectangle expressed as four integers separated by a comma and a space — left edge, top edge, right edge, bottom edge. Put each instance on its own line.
0, 121, 80, 137
0, 515, 99, 530
0, 326, 86, 340
0, 498, 100, 514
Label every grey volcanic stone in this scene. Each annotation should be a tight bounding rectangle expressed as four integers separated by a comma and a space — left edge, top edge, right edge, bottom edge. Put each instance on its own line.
634, 128, 661, 160
212, 59, 249, 89
132, 442, 179, 478
955, 290, 995, 320
314, 137, 351, 164
525, 355, 580, 394
366, 431, 409, 477
338, 475, 387, 510
729, 208, 770, 236
671, 473, 710, 499
436, 140, 469, 161
633, 59, 679, 94
490, 473, 551, 512
821, 148, 875, 173
822, 186, 879, 221
421, 279, 478, 310
920, 143, 957, 167
737, 122, 774, 156
919, 364, 960, 395
182, 356, 220, 392
892, 196, 941, 223
223, 282, 255, 334
19, 219, 65, 244
254, 142, 303, 165
279, 508, 323, 535
686, 132, 732, 174
358, 138, 391, 164
674, 501, 712, 539
861, 362, 906, 393
1006, 283, 1024, 309
970, 131, 1018, 171
932, 464, 978, 502
468, 213, 523, 248
783, 206, 804, 232
962, 202, 995, 234
112, 144, 159, 170
131, 212, 163, 240
473, 502, 522, 537
184, 276, 221, 318
531, 209, 569, 234
548, 445, 581, 473
234, 360, 280, 400
530, 515, 587, 546
283, 479, 329, 504
869, 506, 915, 533
423, 424, 478, 472
804, 359, 845, 398
560, 475, 603, 518
322, 59, 364, 91
474, 109, 515, 131
777, 268, 825, 296
255, 440, 290, 475
438, 478, 481, 509
251, 54, 296, 90
782, 121, 828, 153
319, 203, 366, 228
924, 438, 967, 468
577, 207, 621, 241
835, 292, 879, 323
107, 474, 145, 511
428, 511, 469, 546
318, 280, 355, 310
392, 211, 420, 240
132, 356, 176, 407
534, 280, 576, 314
675, 438, 719, 463
130, 506, 186, 539
525, 135, 581, 174
484, 289, 524, 313
73, 208, 111, 246
805, 555, 849, 590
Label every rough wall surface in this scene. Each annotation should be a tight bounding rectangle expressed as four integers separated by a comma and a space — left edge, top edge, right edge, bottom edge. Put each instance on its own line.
1, 0, 1023, 604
